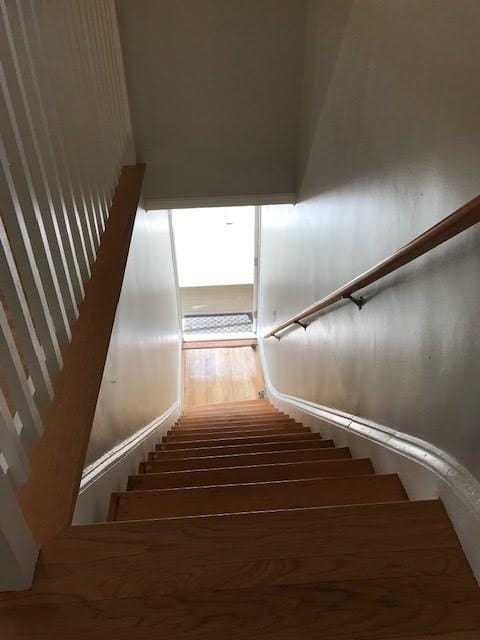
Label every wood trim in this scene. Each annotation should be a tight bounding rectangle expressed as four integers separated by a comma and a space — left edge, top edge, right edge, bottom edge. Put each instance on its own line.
106, 493, 119, 522
265, 194, 480, 337
183, 338, 257, 350
16, 163, 145, 545
79, 401, 179, 492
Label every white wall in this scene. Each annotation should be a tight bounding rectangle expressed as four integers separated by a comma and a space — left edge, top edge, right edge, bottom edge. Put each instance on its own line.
116, 0, 307, 200
84, 206, 181, 466
259, 1, 480, 481
180, 285, 253, 316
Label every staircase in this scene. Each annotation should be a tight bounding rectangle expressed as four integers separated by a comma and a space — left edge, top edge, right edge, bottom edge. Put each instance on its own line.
102, 399, 479, 639
108, 400, 409, 520
1, 399, 479, 639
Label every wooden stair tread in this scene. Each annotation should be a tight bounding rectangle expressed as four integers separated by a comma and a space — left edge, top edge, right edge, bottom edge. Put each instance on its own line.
378, 633, 480, 640
128, 458, 375, 490
3, 574, 478, 640
33, 501, 464, 568
141, 446, 352, 473
158, 432, 321, 449
169, 425, 310, 438
172, 418, 296, 432
12, 544, 473, 602
176, 416, 292, 428
150, 438, 336, 460
2, 501, 477, 640
109, 473, 408, 520
184, 407, 279, 418
179, 411, 282, 420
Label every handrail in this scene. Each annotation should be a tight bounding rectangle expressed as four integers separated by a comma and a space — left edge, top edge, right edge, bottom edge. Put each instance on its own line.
264, 194, 480, 338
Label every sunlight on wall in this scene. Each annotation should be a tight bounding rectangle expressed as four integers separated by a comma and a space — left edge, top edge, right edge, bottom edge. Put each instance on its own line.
172, 206, 255, 287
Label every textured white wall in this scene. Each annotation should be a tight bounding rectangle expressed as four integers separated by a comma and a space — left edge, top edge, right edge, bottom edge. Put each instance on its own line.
259, 0, 480, 481
180, 285, 253, 316
85, 207, 181, 465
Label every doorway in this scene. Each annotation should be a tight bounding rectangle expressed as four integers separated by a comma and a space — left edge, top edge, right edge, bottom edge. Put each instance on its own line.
171, 206, 257, 341
170, 205, 264, 408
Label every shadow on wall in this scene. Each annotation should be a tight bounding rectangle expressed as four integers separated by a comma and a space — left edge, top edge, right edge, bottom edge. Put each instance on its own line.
259, 0, 480, 483
297, 0, 353, 186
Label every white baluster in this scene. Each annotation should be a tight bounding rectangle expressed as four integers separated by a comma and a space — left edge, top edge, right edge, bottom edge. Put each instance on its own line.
2, 0, 82, 318
0, 128, 63, 375
0, 389, 29, 486
0, 301, 43, 448
0, 218, 53, 405
0, 468, 38, 590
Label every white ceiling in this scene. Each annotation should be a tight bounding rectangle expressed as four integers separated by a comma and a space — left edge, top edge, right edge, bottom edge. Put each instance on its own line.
116, 0, 307, 201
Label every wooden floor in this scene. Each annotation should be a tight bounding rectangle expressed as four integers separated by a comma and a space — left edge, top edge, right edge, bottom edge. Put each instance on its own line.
1, 400, 478, 640
183, 346, 264, 409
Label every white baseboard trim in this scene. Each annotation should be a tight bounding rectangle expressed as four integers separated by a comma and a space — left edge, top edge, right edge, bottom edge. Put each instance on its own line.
145, 192, 296, 211
258, 340, 480, 583
73, 401, 180, 524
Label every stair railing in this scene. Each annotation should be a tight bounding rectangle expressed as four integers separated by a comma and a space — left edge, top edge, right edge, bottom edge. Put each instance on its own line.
0, 0, 133, 589
264, 194, 480, 339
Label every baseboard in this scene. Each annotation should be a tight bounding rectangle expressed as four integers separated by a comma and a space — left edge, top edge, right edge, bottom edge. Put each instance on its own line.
73, 401, 180, 524
258, 340, 480, 583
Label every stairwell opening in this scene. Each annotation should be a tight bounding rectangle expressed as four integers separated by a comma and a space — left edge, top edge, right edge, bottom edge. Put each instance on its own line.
171, 206, 257, 341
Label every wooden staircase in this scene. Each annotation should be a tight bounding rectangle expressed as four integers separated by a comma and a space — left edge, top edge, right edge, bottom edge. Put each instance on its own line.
1, 399, 479, 639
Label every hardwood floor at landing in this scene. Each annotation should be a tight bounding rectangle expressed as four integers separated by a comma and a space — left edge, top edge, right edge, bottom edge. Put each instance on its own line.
183, 346, 264, 409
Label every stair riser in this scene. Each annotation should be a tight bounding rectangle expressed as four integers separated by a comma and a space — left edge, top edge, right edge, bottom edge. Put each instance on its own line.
140, 447, 351, 473
129, 458, 374, 490
159, 433, 321, 450
150, 439, 335, 460
110, 474, 407, 521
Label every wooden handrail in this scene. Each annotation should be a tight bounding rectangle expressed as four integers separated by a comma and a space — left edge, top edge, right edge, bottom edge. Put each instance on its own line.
264, 194, 480, 338
16, 164, 145, 546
